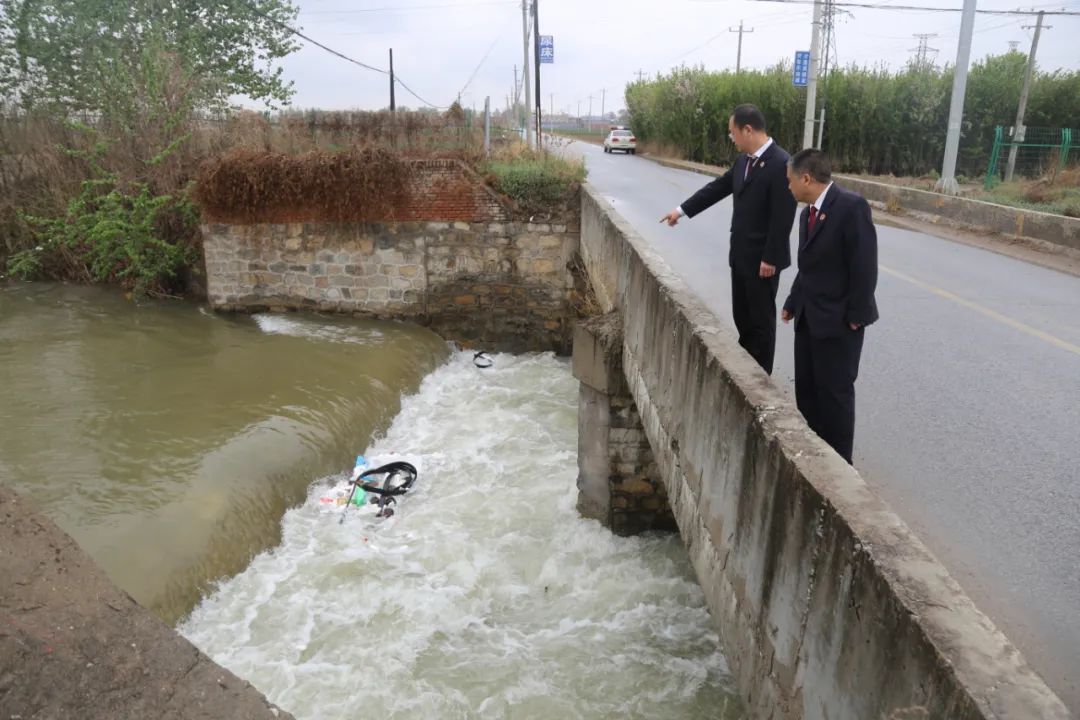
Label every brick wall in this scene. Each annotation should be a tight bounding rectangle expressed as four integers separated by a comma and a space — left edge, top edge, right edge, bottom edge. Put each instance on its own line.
393, 159, 508, 223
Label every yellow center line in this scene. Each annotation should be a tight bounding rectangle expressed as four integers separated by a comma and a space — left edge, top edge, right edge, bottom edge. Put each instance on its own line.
880, 265, 1080, 357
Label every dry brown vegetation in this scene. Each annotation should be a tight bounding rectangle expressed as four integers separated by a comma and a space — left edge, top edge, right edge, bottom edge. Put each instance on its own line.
194, 147, 412, 224
0, 107, 504, 271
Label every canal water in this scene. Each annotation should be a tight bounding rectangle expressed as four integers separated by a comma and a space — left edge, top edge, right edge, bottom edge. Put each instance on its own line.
0, 282, 744, 719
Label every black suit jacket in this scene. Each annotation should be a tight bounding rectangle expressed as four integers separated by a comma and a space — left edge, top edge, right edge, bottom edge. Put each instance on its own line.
783, 184, 879, 339
679, 142, 797, 276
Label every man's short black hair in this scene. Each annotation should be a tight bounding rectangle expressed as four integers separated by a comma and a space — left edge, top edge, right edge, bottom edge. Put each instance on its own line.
731, 104, 766, 132
789, 148, 833, 183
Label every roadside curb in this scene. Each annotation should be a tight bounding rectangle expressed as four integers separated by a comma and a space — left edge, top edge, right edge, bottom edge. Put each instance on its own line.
641, 154, 1080, 269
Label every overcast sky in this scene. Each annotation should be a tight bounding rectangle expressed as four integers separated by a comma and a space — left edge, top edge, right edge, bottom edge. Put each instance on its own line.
257, 0, 1080, 114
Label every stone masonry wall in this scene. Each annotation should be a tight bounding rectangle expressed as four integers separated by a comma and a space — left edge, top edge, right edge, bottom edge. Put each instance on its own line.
201, 159, 581, 353
202, 219, 580, 353
607, 393, 676, 535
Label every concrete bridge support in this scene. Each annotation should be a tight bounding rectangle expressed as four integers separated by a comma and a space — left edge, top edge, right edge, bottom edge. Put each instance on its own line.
572, 312, 674, 535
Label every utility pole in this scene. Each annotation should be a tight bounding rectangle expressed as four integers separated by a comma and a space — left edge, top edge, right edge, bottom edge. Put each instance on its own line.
484, 96, 491, 155
935, 0, 977, 195
533, 0, 542, 144
802, 0, 824, 149
729, 21, 754, 74
909, 33, 939, 66
550, 92, 554, 117
635, 69, 646, 82
577, 99, 581, 119
389, 48, 396, 111
1005, 11, 1047, 182
588, 95, 593, 122
521, 1, 534, 148
816, 0, 839, 148
600, 88, 606, 123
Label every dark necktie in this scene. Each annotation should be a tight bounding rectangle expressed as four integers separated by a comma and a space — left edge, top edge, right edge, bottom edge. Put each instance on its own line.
807, 205, 820, 234
744, 155, 756, 180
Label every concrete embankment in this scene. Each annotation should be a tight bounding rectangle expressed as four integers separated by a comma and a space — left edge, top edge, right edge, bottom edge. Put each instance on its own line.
0, 485, 293, 720
578, 183, 1070, 719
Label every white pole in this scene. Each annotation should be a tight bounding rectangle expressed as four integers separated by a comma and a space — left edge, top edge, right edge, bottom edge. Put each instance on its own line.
936, 0, 978, 195
522, 1, 534, 148
802, 0, 824, 149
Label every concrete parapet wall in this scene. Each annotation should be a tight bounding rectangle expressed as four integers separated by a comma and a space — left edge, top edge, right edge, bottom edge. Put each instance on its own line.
836, 175, 1080, 252
579, 183, 1069, 719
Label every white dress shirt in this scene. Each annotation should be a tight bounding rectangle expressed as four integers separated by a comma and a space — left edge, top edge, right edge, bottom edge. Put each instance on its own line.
811, 181, 834, 213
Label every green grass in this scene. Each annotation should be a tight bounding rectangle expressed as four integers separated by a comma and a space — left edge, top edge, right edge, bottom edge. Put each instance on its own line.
480, 149, 587, 216
980, 184, 1080, 218
551, 129, 606, 146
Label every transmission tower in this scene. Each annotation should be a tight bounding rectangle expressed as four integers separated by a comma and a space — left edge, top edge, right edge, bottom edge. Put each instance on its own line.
909, 33, 940, 66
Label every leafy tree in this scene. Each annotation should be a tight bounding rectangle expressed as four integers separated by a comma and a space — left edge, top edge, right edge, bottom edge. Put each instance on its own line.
0, 0, 299, 113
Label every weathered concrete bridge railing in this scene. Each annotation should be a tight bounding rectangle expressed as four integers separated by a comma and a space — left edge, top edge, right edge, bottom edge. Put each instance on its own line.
572, 183, 1069, 720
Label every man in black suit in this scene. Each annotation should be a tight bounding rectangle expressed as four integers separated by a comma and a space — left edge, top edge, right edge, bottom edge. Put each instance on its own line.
781, 149, 879, 464
661, 104, 797, 375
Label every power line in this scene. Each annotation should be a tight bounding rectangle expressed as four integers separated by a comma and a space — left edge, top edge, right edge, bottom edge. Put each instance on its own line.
733, 0, 1080, 16
242, 0, 387, 74
457, 23, 510, 101
240, 0, 453, 108
396, 77, 445, 109
302, 1, 517, 15
665, 9, 806, 64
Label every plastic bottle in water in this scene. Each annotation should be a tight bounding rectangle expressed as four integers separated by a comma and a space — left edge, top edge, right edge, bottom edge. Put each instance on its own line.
350, 454, 367, 482
348, 455, 368, 506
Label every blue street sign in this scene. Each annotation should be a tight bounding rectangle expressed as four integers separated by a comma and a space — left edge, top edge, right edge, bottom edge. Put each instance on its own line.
540, 35, 554, 64
793, 50, 810, 87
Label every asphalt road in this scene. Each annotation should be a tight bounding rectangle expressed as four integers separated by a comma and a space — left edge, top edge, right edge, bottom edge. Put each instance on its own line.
561, 139, 1080, 712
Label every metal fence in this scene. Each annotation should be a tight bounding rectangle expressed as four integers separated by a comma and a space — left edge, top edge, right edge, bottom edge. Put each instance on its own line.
985, 126, 1080, 189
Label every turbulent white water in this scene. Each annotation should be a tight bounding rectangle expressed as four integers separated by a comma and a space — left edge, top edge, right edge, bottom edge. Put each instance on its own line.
180, 351, 743, 719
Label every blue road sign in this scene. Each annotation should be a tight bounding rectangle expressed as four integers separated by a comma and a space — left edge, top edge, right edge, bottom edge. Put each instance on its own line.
540, 35, 554, 64
793, 50, 810, 87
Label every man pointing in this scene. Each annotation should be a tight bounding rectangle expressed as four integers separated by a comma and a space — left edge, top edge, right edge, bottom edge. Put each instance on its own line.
661, 104, 797, 375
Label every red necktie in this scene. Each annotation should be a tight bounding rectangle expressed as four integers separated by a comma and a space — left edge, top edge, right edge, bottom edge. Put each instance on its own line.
807, 206, 819, 234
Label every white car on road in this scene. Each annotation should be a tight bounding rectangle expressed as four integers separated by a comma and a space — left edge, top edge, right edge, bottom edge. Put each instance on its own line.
603, 129, 637, 154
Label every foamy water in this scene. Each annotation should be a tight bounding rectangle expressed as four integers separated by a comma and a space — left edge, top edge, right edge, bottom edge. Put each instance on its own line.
180, 352, 743, 719
254, 313, 387, 344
